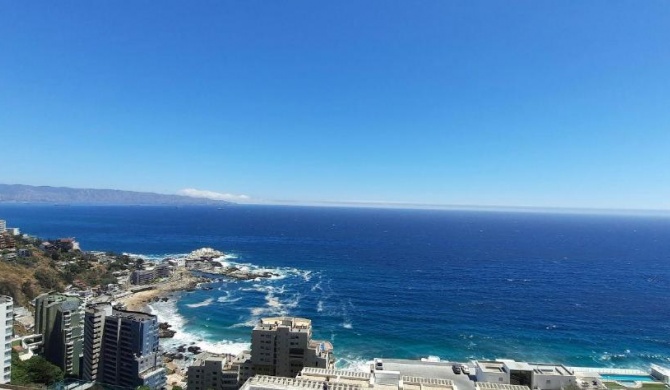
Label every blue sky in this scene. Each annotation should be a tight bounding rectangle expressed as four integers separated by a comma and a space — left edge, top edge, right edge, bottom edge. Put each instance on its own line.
1, 1, 669, 209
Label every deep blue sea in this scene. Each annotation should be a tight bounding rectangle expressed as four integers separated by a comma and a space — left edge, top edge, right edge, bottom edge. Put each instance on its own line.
1, 204, 669, 370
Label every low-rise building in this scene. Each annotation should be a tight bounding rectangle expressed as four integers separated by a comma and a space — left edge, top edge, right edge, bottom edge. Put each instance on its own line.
130, 264, 173, 285
474, 360, 576, 390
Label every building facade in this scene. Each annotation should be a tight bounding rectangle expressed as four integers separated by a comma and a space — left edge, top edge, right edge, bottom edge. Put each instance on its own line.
82, 303, 113, 382
251, 317, 334, 378
474, 360, 576, 390
1, 296, 13, 384
84, 307, 165, 390
34, 292, 84, 377
0, 220, 5, 233
187, 353, 244, 390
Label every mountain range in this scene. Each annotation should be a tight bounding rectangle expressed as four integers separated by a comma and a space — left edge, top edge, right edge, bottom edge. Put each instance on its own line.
0, 184, 231, 205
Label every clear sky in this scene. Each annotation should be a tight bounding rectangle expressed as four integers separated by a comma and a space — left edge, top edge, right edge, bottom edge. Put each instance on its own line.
1, 1, 669, 210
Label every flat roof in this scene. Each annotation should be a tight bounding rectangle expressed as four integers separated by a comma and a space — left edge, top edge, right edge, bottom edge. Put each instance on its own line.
245, 375, 362, 390
112, 309, 156, 321
477, 383, 531, 390
403, 377, 454, 386
301, 367, 371, 380
500, 361, 532, 372
477, 361, 506, 373
260, 316, 311, 327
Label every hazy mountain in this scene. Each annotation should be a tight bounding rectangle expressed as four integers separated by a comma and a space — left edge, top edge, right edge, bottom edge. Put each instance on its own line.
0, 184, 232, 205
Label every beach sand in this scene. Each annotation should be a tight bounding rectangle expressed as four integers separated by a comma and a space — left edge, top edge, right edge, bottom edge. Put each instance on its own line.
117, 268, 206, 312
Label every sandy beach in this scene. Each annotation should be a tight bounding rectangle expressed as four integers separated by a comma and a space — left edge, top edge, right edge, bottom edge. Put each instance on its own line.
117, 268, 207, 312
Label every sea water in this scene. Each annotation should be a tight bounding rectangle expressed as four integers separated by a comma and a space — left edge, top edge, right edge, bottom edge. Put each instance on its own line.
1, 204, 669, 369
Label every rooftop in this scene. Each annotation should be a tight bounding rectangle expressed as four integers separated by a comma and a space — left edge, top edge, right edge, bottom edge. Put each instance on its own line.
112, 308, 156, 321
477, 383, 531, 390
257, 316, 312, 331
244, 375, 362, 390
476, 361, 507, 374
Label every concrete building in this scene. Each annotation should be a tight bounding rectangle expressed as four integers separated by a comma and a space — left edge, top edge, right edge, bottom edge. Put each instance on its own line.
0, 233, 15, 250
35, 292, 84, 377
474, 360, 576, 390
130, 264, 173, 285
476, 382, 531, 390
0, 220, 5, 233
240, 367, 457, 390
1, 296, 13, 384
188, 352, 248, 390
83, 306, 165, 390
651, 365, 670, 385
251, 317, 334, 378
82, 303, 113, 382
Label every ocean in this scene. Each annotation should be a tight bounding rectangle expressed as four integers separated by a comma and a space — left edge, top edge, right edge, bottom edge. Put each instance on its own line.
1, 204, 669, 370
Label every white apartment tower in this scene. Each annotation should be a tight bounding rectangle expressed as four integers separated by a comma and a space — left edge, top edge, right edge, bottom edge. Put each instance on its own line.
1, 296, 13, 384
251, 317, 333, 378
0, 220, 6, 233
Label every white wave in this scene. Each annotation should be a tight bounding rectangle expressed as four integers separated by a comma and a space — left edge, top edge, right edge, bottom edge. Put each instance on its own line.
150, 297, 250, 355
341, 322, 353, 329
302, 270, 313, 281
122, 252, 190, 262
186, 297, 214, 308
217, 292, 242, 304
336, 356, 372, 372
317, 301, 324, 312
311, 280, 323, 292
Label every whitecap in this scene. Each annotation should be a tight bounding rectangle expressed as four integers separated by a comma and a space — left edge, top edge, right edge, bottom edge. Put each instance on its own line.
317, 301, 324, 312
342, 322, 353, 329
186, 297, 214, 308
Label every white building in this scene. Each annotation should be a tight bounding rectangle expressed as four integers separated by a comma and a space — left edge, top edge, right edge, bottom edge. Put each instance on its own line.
651, 365, 670, 385
1, 296, 14, 384
0, 220, 6, 233
240, 367, 457, 390
251, 317, 334, 378
475, 360, 576, 390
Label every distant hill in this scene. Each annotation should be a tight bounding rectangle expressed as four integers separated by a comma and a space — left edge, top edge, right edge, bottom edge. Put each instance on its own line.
0, 184, 232, 205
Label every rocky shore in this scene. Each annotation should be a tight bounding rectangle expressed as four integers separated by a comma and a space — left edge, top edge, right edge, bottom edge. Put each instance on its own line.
116, 267, 208, 312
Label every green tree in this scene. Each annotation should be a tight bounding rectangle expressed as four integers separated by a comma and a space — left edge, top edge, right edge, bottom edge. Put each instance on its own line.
11, 351, 64, 385
24, 355, 64, 384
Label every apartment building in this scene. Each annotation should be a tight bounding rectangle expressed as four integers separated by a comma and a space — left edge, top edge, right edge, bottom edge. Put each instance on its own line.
0, 296, 13, 384
82, 303, 113, 382
187, 352, 247, 390
34, 292, 84, 377
86, 308, 166, 390
251, 317, 334, 378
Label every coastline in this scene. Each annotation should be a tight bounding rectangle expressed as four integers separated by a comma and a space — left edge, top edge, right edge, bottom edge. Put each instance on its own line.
116, 268, 207, 312
115, 267, 208, 389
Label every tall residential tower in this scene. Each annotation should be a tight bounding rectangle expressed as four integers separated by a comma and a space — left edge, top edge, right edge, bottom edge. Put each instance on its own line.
83, 305, 165, 390
1, 296, 13, 384
34, 292, 84, 377
251, 317, 334, 378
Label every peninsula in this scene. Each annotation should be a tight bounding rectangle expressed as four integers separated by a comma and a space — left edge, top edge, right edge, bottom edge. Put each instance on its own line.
0, 184, 232, 205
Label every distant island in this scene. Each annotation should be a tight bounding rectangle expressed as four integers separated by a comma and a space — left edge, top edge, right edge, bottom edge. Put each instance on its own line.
0, 184, 232, 205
